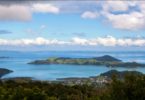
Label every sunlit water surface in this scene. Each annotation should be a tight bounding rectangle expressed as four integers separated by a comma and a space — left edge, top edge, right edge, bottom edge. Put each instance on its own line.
0, 51, 145, 80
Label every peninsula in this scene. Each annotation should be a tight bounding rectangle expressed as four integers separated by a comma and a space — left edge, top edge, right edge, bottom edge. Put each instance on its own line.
0, 68, 13, 78
29, 55, 145, 67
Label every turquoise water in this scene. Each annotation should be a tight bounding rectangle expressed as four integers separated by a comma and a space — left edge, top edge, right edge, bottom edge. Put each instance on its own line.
0, 51, 145, 80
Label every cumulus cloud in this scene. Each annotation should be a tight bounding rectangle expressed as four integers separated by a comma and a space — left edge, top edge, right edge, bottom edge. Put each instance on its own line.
103, 11, 145, 30
71, 36, 145, 47
0, 5, 31, 21
0, 37, 69, 46
32, 3, 59, 14
79, 1, 145, 31
101, 1, 145, 30
0, 2, 59, 21
102, 1, 129, 12
0, 0, 145, 31
1, 36, 145, 47
81, 11, 99, 19
71, 37, 88, 45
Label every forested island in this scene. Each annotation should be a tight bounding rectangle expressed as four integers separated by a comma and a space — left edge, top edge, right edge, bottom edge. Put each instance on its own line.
29, 55, 145, 67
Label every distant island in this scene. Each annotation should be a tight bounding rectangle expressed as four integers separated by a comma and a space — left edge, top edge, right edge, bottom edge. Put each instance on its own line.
29, 55, 145, 67
0, 56, 10, 59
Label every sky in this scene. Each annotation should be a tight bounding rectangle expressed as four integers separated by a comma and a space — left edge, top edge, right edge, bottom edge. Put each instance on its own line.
0, 0, 145, 51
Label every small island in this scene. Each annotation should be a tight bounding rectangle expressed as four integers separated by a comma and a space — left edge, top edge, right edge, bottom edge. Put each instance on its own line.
29, 55, 145, 67
0, 56, 10, 59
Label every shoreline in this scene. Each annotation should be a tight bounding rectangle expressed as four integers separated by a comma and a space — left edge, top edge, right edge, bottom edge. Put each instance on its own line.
1, 70, 144, 86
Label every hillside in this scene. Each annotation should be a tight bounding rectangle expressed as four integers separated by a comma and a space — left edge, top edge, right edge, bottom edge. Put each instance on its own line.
29, 55, 145, 67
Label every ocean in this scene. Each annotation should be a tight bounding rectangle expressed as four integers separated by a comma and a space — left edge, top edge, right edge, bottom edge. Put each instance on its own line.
0, 51, 145, 80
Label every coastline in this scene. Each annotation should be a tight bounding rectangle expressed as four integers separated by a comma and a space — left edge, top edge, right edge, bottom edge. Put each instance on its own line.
1, 70, 144, 86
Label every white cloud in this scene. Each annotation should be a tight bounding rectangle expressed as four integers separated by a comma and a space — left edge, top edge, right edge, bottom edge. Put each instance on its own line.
95, 36, 117, 46
101, 1, 145, 30
138, 1, 145, 14
0, 37, 68, 46
78, 1, 145, 30
1, 36, 145, 47
71, 37, 88, 45
104, 11, 145, 30
0, 3, 59, 21
0, 1, 145, 31
102, 1, 129, 12
0, 5, 31, 21
81, 11, 99, 19
32, 3, 59, 14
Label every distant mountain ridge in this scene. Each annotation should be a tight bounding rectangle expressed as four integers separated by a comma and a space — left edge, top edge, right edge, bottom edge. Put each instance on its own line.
94, 55, 122, 62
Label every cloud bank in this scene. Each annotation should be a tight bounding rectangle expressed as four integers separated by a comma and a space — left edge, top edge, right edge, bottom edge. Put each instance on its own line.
1, 36, 145, 47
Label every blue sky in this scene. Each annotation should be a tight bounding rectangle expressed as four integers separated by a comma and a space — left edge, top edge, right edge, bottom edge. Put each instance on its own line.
0, 0, 145, 51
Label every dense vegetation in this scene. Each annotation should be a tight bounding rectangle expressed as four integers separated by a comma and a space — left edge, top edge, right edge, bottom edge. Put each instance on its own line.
100, 70, 143, 79
0, 74, 144, 100
29, 55, 145, 67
